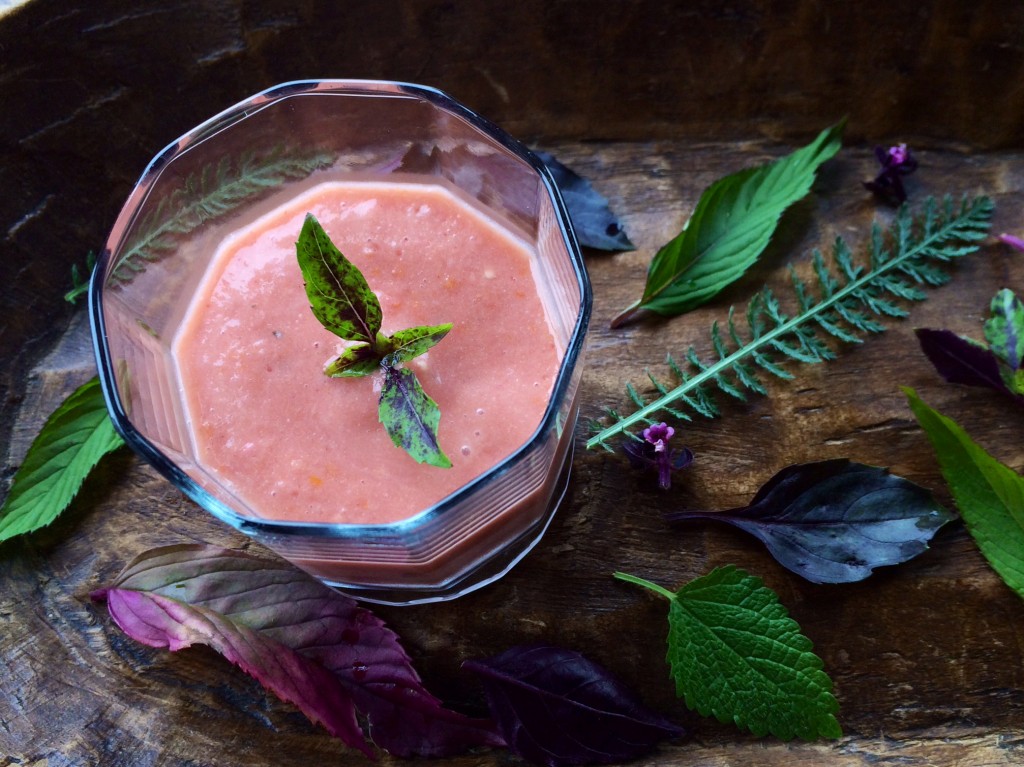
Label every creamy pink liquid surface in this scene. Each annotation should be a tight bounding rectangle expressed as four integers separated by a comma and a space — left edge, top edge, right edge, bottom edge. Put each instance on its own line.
174, 182, 559, 525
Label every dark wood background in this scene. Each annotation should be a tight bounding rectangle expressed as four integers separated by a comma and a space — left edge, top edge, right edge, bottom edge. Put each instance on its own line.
4, 2, 1024, 765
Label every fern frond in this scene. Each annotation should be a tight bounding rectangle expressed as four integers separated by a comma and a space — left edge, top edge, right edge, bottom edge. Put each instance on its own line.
587, 194, 994, 450
109, 147, 334, 284
64, 251, 98, 304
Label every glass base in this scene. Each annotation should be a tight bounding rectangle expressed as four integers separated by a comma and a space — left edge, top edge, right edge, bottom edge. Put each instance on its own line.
321, 445, 574, 606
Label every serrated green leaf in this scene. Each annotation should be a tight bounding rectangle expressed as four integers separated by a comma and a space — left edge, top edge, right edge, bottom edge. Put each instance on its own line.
616, 566, 841, 741
379, 366, 451, 468
384, 323, 453, 366
0, 376, 125, 542
612, 122, 844, 326
296, 213, 382, 344
905, 387, 1024, 597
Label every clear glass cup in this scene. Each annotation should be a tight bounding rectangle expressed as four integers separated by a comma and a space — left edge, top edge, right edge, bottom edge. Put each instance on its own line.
90, 80, 591, 605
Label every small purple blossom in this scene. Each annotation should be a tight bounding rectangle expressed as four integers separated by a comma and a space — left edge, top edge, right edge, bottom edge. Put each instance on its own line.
863, 142, 917, 206
999, 233, 1024, 252
643, 422, 674, 452
622, 422, 694, 490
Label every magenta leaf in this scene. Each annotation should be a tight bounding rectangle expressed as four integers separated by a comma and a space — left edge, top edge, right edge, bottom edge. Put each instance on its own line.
668, 460, 955, 583
463, 645, 684, 766
91, 545, 502, 758
916, 327, 1024, 406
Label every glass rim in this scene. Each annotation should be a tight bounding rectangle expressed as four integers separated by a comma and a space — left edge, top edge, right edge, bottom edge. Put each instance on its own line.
89, 78, 592, 542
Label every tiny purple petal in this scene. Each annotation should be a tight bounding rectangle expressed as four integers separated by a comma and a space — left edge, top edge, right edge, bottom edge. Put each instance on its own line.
622, 439, 655, 470
621, 425, 693, 490
642, 422, 674, 446
888, 144, 908, 166
999, 233, 1024, 252
672, 447, 695, 471
865, 143, 915, 206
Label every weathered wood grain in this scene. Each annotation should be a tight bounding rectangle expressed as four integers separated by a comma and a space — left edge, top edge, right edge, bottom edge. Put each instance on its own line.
3, 0, 1024, 440
4, 141, 1024, 766
4, 1, 1024, 765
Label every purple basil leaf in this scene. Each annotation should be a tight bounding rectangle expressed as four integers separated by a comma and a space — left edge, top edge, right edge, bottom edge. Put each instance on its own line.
92, 545, 502, 758
534, 151, 635, 252
915, 327, 1024, 407
464, 644, 684, 766
668, 460, 955, 583
378, 365, 451, 468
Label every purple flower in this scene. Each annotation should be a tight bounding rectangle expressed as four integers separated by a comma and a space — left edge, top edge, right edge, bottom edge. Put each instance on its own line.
863, 142, 917, 206
999, 233, 1024, 252
622, 422, 694, 490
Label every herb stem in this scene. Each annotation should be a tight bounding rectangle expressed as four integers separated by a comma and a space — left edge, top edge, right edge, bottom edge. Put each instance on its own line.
587, 199, 984, 450
613, 571, 676, 601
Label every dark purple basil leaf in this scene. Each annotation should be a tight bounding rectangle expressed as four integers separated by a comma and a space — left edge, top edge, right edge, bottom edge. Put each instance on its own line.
915, 328, 1024, 407
668, 460, 955, 583
464, 645, 684, 766
534, 151, 635, 252
92, 545, 502, 758
378, 365, 451, 468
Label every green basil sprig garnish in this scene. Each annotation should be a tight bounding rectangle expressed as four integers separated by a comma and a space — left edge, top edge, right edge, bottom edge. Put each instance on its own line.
296, 213, 452, 468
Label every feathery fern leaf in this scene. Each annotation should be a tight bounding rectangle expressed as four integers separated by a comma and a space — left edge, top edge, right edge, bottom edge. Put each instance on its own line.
109, 147, 333, 284
587, 195, 994, 451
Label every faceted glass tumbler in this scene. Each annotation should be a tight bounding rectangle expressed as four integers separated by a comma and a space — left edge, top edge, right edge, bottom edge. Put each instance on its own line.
90, 80, 591, 605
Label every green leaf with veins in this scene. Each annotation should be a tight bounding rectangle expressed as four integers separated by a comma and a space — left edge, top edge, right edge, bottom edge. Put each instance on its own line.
905, 387, 1024, 597
324, 343, 379, 378
1, 376, 125, 542
615, 566, 841, 741
295, 214, 451, 466
379, 366, 451, 468
384, 324, 453, 366
611, 121, 844, 327
982, 289, 1024, 392
296, 214, 382, 344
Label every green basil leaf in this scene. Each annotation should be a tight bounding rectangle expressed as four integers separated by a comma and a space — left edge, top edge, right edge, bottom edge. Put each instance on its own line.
616, 566, 841, 741
384, 323, 453, 366
905, 387, 1024, 597
296, 213, 382, 344
983, 289, 1024, 392
612, 121, 844, 327
378, 366, 451, 468
324, 342, 379, 378
0, 376, 125, 542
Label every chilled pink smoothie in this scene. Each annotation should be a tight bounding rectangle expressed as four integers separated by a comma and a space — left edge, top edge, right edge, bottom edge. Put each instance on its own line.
173, 181, 559, 526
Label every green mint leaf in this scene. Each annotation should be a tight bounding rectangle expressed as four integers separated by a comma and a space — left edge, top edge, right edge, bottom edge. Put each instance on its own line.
379, 366, 451, 468
384, 323, 453, 366
324, 342, 379, 378
983, 288, 1024, 377
905, 387, 1024, 597
0, 376, 125, 542
611, 121, 844, 327
616, 566, 841, 741
296, 213, 383, 344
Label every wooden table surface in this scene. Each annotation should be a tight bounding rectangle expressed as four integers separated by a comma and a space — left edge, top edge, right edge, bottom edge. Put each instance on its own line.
4, 3, 1024, 766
